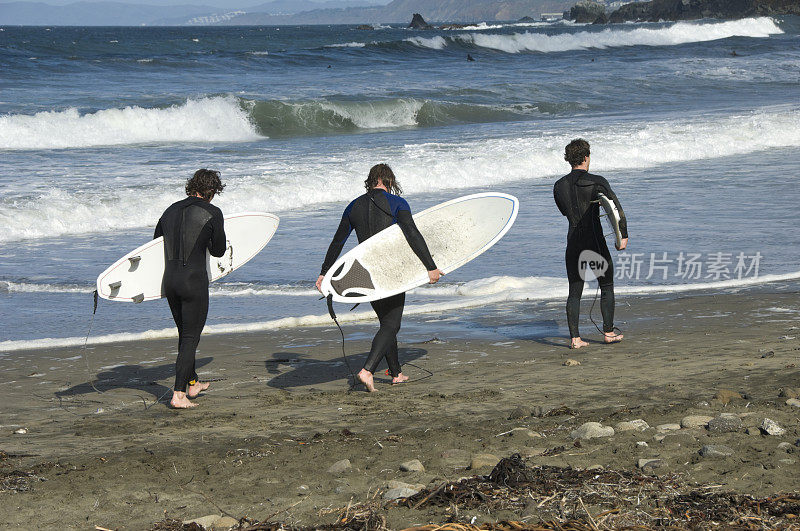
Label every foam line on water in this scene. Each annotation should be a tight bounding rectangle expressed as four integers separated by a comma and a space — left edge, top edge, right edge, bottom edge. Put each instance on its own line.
0, 96, 260, 150
2, 270, 798, 352
456, 17, 782, 53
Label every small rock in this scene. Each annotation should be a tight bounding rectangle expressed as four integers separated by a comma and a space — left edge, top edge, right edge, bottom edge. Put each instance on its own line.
714, 389, 742, 405
777, 442, 794, 452
638, 458, 664, 470
779, 387, 800, 399
563, 359, 581, 366
681, 415, 713, 429
696, 400, 711, 408
636, 441, 649, 448
760, 418, 786, 436
297, 484, 310, 494
587, 464, 604, 471
786, 398, 800, 408
571, 422, 614, 439
13, 428, 27, 435
761, 351, 775, 358
184, 515, 222, 528
746, 427, 761, 436
327, 459, 352, 475
708, 414, 743, 433
656, 423, 681, 432
470, 454, 500, 469
700, 444, 734, 458
653, 434, 666, 443
399, 459, 425, 472
779, 458, 796, 465
383, 487, 419, 500
615, 419, 650, 432
508, 406, 530, 420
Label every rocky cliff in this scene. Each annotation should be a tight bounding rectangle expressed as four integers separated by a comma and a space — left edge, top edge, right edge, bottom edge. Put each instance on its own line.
607, 0, 800, 22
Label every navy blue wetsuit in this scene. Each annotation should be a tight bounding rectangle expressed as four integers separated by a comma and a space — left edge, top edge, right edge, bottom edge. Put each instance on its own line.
321, 188, 436, 376
553, 169, 627, 337
154, 197, 226, 392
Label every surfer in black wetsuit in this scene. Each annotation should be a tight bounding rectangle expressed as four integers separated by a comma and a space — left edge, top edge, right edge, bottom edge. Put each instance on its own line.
553, 139, 628, 349
154, 169, 227, 409
316, 163, 444, 392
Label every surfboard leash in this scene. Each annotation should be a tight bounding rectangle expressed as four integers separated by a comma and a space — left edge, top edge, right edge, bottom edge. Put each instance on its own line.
82, 289, 104, 394
325, 294, 358, 391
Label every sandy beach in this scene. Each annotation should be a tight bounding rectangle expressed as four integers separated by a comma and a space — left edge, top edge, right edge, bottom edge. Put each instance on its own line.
1, 285, 799, 529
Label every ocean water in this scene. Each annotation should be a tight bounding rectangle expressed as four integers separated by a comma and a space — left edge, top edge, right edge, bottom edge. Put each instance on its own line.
1, 17, 799, 351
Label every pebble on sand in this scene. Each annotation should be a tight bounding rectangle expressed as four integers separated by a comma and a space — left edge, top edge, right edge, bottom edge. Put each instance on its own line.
699, 444, 735, 458
470, 454, 500, 469
615, 419, 650, 432
760, 418, 786, 436
13, 428, 27, 435
777, 442, 794, 452
680, 415, 713, 429
746, 426, 761, 436
563, 359, 581, 366
327, 459, 352, 475
571, 422, 615, 439
183, 515, 238, 530
786, 398, 800, 408
637, 458, 664, 470
383, 486, 420, 500
707, 413, 743, 433
656, 423, 681, 432
399, 459, 425, 472
779, 387, 800, 399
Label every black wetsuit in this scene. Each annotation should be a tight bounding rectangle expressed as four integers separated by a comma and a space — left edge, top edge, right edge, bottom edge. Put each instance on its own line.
321, 188, 436, 376
154, 197, 226, 392
553, 169, 627, 337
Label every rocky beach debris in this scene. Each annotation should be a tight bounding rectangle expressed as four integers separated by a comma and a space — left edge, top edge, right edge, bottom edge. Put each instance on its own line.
570, 421, 614, 439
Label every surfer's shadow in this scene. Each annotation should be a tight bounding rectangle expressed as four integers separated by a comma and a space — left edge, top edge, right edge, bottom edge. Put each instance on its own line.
265, 348, 428, 389
55, 357, 212, 400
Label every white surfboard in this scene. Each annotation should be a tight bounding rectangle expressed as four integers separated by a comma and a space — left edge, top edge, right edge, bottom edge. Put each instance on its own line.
97, 212, 279, 303
320, 192, 518, 303
597, 193, 623, 249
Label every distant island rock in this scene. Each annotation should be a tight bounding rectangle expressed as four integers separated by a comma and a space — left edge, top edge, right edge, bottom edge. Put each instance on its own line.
439, 23, 469, 29
517, 16, 537, 22
408, 13, 433, 29
569, 0, 607, 23
356, 24, 373, 30
567, 0, 800, 23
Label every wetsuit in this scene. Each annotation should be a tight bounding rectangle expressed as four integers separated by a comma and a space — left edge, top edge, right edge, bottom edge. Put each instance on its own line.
321, 188, 437, 376
553, 169, 627, 337
154, 196, 226, 392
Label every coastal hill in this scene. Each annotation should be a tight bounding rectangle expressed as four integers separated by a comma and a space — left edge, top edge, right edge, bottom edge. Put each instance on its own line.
569, 0, 800, 24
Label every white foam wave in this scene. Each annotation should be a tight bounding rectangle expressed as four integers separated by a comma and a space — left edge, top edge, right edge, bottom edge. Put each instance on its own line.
2, 271, 799, 352
0, 280, 316, 297
457, 17, 782, 53
405, 36, 448, 49
0, 281, 94, 294
318, 99, 423, 129
0, 96, 261, 150
455, 23, 504, 31
247, 50, 270, 55
2, 103, 800, 243
326, 42, 367, 48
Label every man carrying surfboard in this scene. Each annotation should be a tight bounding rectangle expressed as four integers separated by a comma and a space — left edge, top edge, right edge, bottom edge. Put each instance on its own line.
554, 139, 628, 349
316, 164, 444, 392
155, 169, 227, 408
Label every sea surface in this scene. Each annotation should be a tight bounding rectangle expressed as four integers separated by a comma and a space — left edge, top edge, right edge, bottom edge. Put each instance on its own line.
1, 17, 799, 351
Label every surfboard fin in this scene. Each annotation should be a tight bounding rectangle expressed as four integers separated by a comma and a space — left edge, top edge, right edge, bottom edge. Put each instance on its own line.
132, 294, 144, 304
109, 281, 122, 290
128, 256, 141, 264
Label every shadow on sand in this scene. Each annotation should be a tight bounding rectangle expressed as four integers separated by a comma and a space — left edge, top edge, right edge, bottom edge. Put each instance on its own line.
263, 348, 428, 390
55, 357, 213, 401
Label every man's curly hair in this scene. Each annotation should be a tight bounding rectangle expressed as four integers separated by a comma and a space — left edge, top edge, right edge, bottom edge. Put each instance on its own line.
185, 169, 225, 201
564, 138, 590, 168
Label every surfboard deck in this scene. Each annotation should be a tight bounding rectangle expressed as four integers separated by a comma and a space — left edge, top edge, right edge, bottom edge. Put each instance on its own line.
320, 192, 518, 303
597, 193, 623, 249
96, 211, 279, 302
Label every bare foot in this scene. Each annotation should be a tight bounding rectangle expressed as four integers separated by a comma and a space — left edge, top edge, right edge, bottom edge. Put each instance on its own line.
604, 331, 624, 344
187, 381, 210, 398
356, 369, 377, 392
570, 337, 589, 349
391, 373, 409, 384
170, 391, 197, 409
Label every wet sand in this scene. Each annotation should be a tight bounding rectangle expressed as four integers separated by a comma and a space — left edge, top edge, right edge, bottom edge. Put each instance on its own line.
1, 287, 799, 529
